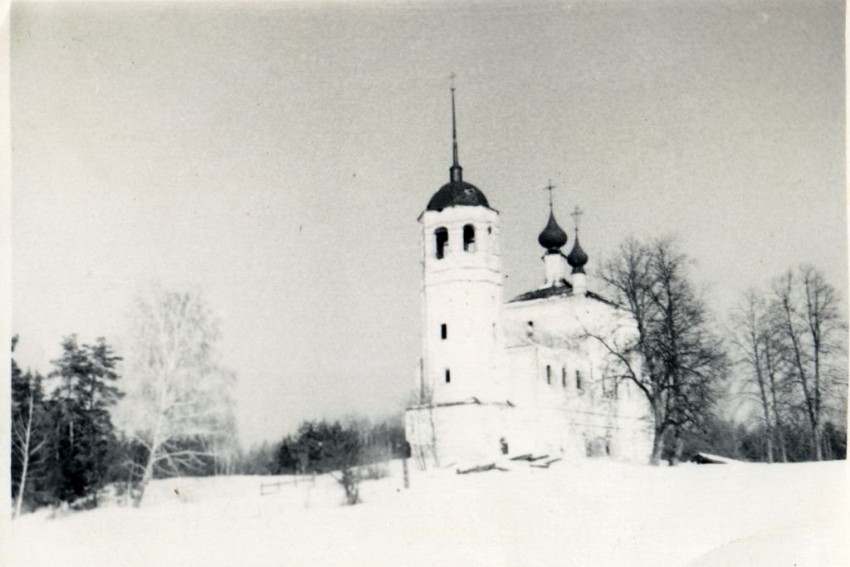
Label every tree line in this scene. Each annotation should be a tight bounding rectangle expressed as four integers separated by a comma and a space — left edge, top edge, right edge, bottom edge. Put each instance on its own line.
731, 266, 847, 462
11, 287, 238, 516
10, 240, 848, 515
238, 417, 408, 505
592, 236, 846, 465
11, 335, 123, 515
11, 286, 408, 514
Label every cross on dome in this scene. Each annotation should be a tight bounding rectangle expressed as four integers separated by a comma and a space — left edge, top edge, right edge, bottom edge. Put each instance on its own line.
571, 205, 584, 232
537, 180, 568, 252
544, 180, 556, 211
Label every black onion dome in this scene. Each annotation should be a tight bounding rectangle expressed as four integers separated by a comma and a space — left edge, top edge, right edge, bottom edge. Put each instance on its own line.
567, 235, 589, 273
426, 180, 490, 211
537, 211, 568, 251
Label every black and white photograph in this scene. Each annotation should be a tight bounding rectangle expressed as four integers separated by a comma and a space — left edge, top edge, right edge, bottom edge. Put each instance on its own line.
4, 0, 848, 565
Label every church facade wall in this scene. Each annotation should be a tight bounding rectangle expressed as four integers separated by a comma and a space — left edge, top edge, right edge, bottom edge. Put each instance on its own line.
406, 96, 652, 467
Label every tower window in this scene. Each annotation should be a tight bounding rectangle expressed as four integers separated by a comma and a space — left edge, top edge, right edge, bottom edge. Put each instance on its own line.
463, 224, 476, 252
562, 367, 567, 388
440, 323, 447, 340
435, 227, 448, 259
576, 370, 583, 392
546, 365, 552, 385
445, 369, 451, 383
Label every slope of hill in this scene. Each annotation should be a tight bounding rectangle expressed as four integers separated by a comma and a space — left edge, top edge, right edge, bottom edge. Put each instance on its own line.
9, 458, 849, 566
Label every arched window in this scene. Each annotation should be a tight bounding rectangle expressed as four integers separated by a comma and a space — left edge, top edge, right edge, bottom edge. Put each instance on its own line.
463, 224, 476, 252
435, 227, 448, 259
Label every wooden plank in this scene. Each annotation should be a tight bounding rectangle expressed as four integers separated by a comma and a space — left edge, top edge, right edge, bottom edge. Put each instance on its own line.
509, 453, 533, 461
457, 463, 496, 475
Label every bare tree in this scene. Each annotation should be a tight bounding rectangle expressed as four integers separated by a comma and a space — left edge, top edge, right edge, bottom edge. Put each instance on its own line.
731, 290, 791, 462
120, 287, 237, 506
773, 266, 846, 461
591, 237, 728, 465
762, 309, 791, 462
11, 336, 49, 517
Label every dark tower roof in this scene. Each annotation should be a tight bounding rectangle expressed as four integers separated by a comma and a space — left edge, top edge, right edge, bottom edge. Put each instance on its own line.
425, 78, 490, 212
427, 181, 490, 211
567, 231, 589, 273
538, 210, 568, 252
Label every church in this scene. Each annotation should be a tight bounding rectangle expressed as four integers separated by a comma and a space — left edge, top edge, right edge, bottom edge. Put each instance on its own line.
405, 89, 654, 467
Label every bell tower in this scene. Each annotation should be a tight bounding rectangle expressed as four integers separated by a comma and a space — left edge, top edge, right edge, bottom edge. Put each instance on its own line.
419, 82, 503, 406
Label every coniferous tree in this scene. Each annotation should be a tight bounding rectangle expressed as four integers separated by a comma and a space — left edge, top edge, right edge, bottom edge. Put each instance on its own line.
46, 335, 123, 508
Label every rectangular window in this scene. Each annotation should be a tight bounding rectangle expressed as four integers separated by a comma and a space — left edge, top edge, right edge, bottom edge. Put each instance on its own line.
546, 365, 551, 385
463, 224, 476, 252
445, 369, 451, 383
435, 227, 448, 260
576, 370, 583, 392
441, 323, 447, 340
562, 367, 567, 388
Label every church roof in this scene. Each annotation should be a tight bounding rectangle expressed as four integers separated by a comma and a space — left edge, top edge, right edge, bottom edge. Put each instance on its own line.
508, 284, 617, 307
509, 283, 573, 303
426, 180, 490, 211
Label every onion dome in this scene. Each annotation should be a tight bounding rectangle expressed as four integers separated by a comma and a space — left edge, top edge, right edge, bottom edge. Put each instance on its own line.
567, 233, 589, 273
538, 211, 568, 252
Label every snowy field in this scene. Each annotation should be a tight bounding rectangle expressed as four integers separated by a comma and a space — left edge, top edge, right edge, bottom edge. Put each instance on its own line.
8, 458, 849, 566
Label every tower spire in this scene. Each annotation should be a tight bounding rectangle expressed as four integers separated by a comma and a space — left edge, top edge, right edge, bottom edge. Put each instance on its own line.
449, 73, 463, 183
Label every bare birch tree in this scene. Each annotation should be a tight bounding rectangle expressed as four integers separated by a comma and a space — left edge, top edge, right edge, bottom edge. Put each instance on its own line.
11, 336, 49, 517
731, 290, 790, 462
121, 287, 237, 505
773, 266, 846, 461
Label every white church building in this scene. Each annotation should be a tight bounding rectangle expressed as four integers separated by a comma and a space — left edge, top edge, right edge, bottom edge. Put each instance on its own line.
405, 90, 653, 467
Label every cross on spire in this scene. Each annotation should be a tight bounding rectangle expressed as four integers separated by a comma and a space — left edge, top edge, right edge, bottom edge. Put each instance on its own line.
571, 205, 584, 232
543, 180, 556, 211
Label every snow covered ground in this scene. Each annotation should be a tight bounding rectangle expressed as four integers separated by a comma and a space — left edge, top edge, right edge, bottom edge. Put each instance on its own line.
8, 458, 849, 566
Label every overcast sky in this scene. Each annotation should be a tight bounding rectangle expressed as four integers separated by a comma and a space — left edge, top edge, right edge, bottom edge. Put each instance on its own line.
11, 0, 845, 447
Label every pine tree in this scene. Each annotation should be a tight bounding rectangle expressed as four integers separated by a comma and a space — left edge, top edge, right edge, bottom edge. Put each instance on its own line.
46, 335, 123, 508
